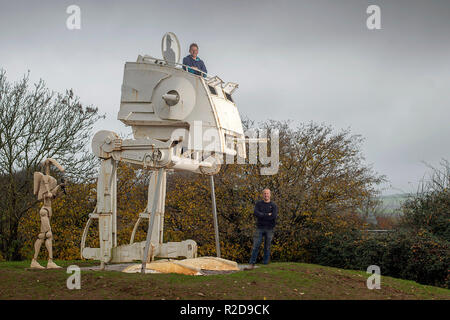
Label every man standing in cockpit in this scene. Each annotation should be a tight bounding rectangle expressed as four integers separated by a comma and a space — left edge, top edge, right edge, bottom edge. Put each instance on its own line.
182, 43, 207, 77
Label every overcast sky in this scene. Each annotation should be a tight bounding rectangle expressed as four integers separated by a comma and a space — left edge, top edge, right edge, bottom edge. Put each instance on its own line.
1, 0, 449, 195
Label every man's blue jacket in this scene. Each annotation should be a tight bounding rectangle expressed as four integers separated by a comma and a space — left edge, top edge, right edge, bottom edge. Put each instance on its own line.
182, 55, 207, 76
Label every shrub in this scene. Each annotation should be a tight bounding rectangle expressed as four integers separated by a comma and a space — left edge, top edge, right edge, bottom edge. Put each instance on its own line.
308, 229, 449, 289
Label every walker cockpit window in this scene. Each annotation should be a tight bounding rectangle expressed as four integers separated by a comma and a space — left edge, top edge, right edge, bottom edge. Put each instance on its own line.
208, 85, 217, 95
224, 91, 233, 103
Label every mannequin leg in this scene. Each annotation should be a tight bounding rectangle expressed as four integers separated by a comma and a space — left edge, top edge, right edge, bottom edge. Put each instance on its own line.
30, 234, 45, 269
34, 238, 44, 259
45, 231, 53, 260
45, 231, 61, 269
30, 208, 48, 269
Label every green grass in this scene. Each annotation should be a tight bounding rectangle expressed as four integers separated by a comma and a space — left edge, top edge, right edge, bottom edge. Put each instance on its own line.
0, 260, 448, 300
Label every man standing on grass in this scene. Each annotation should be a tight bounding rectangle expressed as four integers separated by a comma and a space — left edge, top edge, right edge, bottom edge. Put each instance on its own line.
247, 188, 278, 269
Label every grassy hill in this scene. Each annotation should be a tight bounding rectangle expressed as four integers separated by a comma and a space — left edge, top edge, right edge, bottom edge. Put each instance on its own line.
0, 260, 448, 300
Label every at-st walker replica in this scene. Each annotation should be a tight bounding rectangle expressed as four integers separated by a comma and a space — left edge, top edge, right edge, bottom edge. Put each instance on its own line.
81, 33, 246, 272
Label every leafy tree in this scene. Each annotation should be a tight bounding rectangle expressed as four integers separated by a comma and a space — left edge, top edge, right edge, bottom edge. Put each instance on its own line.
163, 120, 385, 262
18, 119, 385, 263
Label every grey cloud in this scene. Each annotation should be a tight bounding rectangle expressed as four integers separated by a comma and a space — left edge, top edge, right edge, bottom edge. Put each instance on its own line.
0, 0, 449, 195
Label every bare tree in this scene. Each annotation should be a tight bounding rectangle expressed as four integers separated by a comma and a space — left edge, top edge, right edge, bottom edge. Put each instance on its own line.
0, 69, 104, 260
400, 159, 450, 240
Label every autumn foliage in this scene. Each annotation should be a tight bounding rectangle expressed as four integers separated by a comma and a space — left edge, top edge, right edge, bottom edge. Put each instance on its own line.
18, 120, 383, 262
14, 121, 450, 288
3, 71, 447, 289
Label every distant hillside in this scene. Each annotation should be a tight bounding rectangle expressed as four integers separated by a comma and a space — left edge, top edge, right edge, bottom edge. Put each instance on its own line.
378, 193, 410, 215
360, 193, 410, 223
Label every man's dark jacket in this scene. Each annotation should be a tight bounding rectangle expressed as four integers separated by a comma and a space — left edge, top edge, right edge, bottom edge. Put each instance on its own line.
182, 55, 207, 76
254, 200, 278, 229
